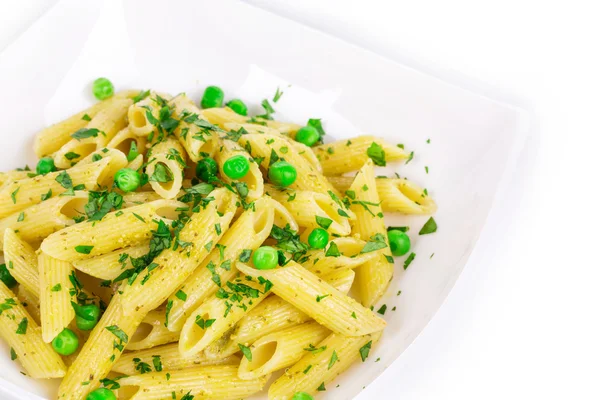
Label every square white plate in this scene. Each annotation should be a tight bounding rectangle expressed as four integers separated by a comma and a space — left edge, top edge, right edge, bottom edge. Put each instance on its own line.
0, 0, 530, 398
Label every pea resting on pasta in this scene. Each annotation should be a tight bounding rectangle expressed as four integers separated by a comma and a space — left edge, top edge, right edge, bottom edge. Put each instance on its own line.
0, 82, 437, 400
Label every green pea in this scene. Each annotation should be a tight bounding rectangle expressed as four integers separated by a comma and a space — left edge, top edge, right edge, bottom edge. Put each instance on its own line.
268, 161, 297, 187
223, 155, 250, 179
0, 264, 17, 288
196, 157, 218, 182
74, 304, 100, 331
252, 246, 279, 270
388, 229, 411, 256
295, 126, 320, 147
36, 157, 56, 175
52, 328, 79, 356
92, 78, 114, 101
292, 392, 314, 400
308, 228, 329, 249
114, 168, 141, 192
201, 86, 224, 108
226, 99, 248, 116
86, 388, 117, 400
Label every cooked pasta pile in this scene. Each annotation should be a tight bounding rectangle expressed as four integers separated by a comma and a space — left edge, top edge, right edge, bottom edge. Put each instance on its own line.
0, 84, 436, 400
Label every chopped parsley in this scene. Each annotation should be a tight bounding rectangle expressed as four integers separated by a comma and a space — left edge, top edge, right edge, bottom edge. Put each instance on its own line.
273, 87, 284, 103
238, 343, 252, 361
317, 382, 326, 391
316, 294, 330, 302
71, 128, 101, 140
377, 304, 387, 315
366, 142, 386, 166
74, 245, 94, 254
152, 355, 162, 372
304, 344, 327, 354
307, 118, 326, 141
175, 290, 187, 301
105, 325, 129, 343
10, 187, 19, 204
133, 358, 152, 374
328, 350, 338, 370
40, 189, 52, 201
361, 233, 388, 253
10, 347, 17, 360
418, 217, 437, 235
359, 340, 372, 362
405, 151, 414, 164
17, 212, 24, 222
15, 318, 28, 335
325, 242, 340, 257
51, 283, 62, 292
403, 252, 416, 270
239, 249, 252, 262
81, 113, 92, 121
195, 316, 216, 329
164, 300, 173, 327
315, 216, 333, 230
149, 163, 174, 183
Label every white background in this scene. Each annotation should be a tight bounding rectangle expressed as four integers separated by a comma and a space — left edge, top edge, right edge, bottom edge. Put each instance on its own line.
2, 1, 599, 399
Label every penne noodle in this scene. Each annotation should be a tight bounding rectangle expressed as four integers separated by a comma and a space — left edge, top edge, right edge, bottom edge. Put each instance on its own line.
116, 365, 268, 400
0, 281, 67, 378
301, 237, 380, 276
265, 184, 355, 236
146, 136, 188, 199
127, 308, 179, 351
38, 252, 75, 342
314, 135, 408, 175
327, 175, 437, 214
122, 191, 162, 208
236, 261, 386, 336
17, 285, 41, 325
72, 242, 149, 281
34, 90, 140, 157
238, 321, 330, 379
165, 197, 274, 332
113, 343, 239, 375
106, 127, 147, 160
268, 331, 381, 399
40, 199, 185, 262
127, 92, 172, 137
348, 160, 394, 307
205, 107, 300, 135
53, 98, 132, 168
204, 269, 354, 360
0, 191, 88, 250
2, 229, 40, 297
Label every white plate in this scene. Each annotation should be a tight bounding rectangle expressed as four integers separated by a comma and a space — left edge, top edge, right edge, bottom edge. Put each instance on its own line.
0, 0, 530, 398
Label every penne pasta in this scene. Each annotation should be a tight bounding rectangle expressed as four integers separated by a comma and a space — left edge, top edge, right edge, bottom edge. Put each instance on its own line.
52, 98, 132, 168
236, 261, 386, 336
314, 135, 408, 175
72, 242, 149, 281
348, 160, 394, 307
327, 175, 437, 214
116, 365, 268, 400
204, 107, 301, 135
113, 343, 239, 375
146, 136, 188, 199
127, 308, 179, 351
301, 237, 380, 276
238, 321, 330, 380
0, 281, 67, 378
40, 199, 185, 262
120, 188, 237, 316
204, 269, 355, 360
0, 191, 88, 250
268, 332, 381, 399
126, 92, 172, 137
17, 285, 41, 325
122, 191, 163, 208
265, 184, 355, 236
2, 229, 40, 297
34, 90, 139, 157
165, 197, 274, 332
106, 127, 147, 159
170, 94, 220, 161
0, 157, 112, 219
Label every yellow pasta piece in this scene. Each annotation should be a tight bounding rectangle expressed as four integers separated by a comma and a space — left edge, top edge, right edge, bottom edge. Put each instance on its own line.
57, 295, 145, 399
205, 107, 300, 135
146, 136, 187, 199
238, 133, 338, 195
348, 159, 394, 307
0, 170, 31, 189
268, 332, 381, 399
0, 281, 67, 378
314, 135, 408, 175
34, 89, 139, 157
327, 175, 437, 214
72, 242, 149, 281
3, 228, 40, 297
238, 321, 330, 379
0, 156, 111, 219
204, 269, 354, 360
120, 188, 238, 316
166, 197, 274, 332
127, 92, 172, 137
38, 252, 75, 342
106, 126, 147, 158
53, 98, 132, 168
17, 285, 41, 325
237, 262, 386, 336
265, 184, 355, 236
0, 191, 88, 250
40, 199, 184, 262
301, 237, 379, 276
214, 138, 264, 201
127, 308, 179, 351
126, 153, 144, 171
116, 365, 268, 400
122, 191, 162, 208
170, 94, 220, 161
75, 147, 129, 187
113, 343, 239, 375
179, 274, 271, 357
